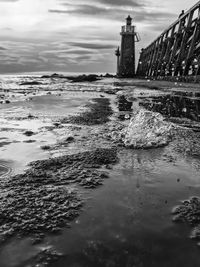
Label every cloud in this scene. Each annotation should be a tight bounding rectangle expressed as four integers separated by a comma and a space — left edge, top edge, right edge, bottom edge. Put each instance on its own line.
0, 0, 192, 74
49, 6, 176, 25
59, 0, 145, 7
49, 5, 107, 16
96, 0, 143, 6
49, 0, 148, 20
69, 42, 116, 50
0, 0, 19, 1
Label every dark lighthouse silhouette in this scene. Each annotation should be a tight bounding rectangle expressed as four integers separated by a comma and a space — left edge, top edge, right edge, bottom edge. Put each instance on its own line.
115, 15, 140, 78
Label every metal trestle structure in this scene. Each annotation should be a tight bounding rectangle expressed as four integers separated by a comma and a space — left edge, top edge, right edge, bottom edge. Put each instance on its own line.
137, 1, 200, 81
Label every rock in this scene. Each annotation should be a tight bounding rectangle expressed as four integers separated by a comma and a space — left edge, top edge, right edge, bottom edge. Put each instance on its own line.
41, 73, 65, 79
23, 140, 36, 143
65, 136, 75, 142
104, 89, 118, 95
172, 197, 200, 245
121, 110, 173, 148
103, 73, 115, 78
23, 130, 35, 136
20, 81, 42, 86
67, 74, 99, 83
27, 114, 38, 119
40, 145, 51, 150
53, 122, 61, 127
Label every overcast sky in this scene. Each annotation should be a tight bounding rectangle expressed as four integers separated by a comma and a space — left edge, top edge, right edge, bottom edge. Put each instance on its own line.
0, 0, 198, 74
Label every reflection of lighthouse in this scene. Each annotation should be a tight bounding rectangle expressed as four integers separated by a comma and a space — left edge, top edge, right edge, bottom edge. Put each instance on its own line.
115, 15, 140, 78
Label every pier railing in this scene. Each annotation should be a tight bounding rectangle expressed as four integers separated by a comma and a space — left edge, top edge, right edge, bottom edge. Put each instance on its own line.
137, 1, 200, 80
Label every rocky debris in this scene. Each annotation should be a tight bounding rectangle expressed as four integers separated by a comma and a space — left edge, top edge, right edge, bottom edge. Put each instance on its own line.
67, 74, 100, 83
98, 73, 115, 78
20, 81, 42, 86
41, 73, 65, 79
40, 145, 51, 150
103, 89, 118, 95
65, 136, 75, 142
43, 136, 75, 151
172, 197, 200, 224
61, 98, 113, 125
6, 115, 38, 121
172, 197, 200, 244
41, 73, 101, 82
103, 73, 116, 78
23, 130, 35, 136
27, 113, 38, 119
110, 110, 173, 149
23, 140, 36, 143
41, 73, 100, 82
53, 122, 62, 127
58, 136, 75, 147
0, 148, 117, 244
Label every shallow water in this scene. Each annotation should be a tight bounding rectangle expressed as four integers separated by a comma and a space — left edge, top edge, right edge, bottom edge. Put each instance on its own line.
39, 148, 200, 267
1, 76, 200, 267
0, 89, 105, 174
139, 91, 200, 122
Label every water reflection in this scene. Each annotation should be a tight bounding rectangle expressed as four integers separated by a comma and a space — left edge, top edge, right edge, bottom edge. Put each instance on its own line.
139, 92, 200, 122
117, 95, 133, 120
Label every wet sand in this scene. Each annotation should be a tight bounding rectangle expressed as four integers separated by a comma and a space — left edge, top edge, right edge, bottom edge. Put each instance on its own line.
1, 76, 200, 266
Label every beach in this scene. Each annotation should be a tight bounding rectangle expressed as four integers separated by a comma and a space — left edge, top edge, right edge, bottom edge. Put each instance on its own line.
1, 75, 200, 267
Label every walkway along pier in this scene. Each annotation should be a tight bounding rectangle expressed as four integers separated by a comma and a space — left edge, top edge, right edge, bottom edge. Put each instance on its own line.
136, 1, 200, 82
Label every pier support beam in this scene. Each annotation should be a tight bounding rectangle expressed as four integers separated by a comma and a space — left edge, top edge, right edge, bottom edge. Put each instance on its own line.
136, 1, 200, 81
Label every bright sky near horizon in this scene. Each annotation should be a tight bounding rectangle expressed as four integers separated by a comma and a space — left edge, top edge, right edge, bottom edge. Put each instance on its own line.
0, 0, 198, 74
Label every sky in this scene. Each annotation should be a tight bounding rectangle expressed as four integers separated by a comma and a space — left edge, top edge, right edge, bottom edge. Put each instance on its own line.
0, 0, 198, 74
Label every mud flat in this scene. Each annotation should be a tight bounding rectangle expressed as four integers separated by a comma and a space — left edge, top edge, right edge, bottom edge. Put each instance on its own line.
0, 148, 117, 246
2, 77, 200, 267
61, 98, 113, 125
0, 90, 118, 266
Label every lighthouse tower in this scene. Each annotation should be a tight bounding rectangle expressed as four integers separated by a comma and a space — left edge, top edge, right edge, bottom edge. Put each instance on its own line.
116, 15, 139, 78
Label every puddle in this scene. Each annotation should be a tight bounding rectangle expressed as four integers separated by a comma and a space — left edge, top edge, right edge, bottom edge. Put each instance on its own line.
117, 95, 133, 120
0, 91, 104, 175
139, 92, 200, 123
42, 149, 200, 267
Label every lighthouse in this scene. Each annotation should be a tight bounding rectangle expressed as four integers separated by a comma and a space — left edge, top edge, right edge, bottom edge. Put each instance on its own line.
116, 15, 139, 78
